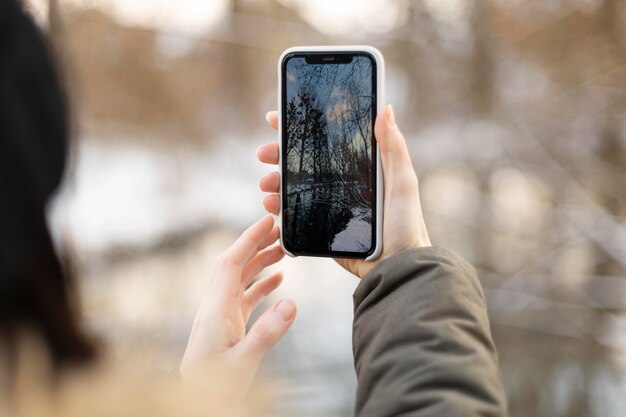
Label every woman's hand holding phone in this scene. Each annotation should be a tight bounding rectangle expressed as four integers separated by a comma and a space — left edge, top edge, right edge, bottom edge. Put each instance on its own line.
258, 105, 432, 278
180, 215, 296, 398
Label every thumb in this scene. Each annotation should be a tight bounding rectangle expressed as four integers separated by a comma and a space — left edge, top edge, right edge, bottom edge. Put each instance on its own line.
374, 104, 416, 188
236, 299, 296, 364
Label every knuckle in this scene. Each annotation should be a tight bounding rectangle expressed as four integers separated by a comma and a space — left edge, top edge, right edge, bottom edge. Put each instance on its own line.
252, 321, 275, 346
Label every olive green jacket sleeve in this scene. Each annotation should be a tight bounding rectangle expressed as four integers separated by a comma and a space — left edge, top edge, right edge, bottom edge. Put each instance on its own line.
352, 246, 508, 417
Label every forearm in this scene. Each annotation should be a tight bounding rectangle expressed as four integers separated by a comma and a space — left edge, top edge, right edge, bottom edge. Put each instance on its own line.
352, 246, 508, 417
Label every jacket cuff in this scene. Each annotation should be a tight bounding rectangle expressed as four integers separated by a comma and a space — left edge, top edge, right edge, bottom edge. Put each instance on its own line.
353, 246, 479, 310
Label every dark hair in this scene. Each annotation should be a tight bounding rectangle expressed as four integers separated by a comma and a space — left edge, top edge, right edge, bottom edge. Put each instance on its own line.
0, 0, 95, 368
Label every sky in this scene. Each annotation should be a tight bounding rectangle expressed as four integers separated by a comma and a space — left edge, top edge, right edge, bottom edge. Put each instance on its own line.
286, 56, 373, 104
285, 56, 373, 174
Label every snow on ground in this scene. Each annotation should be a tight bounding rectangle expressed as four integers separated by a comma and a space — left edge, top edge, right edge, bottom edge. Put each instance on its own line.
331, 207, 372, 252
47, 138, 269, 254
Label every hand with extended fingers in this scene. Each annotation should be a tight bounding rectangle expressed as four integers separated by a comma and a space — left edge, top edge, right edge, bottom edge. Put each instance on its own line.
180, 215, 295, 398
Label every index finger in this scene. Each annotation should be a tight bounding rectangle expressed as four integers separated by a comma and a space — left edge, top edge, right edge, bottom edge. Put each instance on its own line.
220, 215, 276, 269
265, 111, 278, 130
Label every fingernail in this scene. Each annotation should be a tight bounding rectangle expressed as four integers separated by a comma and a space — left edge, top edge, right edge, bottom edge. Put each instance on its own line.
386, 104, 396, 127
274, 299, 296, 321
265, 112, 272, 123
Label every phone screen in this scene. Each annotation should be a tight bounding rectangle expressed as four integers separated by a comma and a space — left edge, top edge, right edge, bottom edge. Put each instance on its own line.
281, 52, 377, 257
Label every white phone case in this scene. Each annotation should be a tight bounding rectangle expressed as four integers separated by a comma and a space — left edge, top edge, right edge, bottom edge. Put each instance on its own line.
277, 45, 384, 261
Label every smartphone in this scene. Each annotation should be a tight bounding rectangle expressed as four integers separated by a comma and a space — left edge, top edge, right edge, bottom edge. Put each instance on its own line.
278, 46, 384, 260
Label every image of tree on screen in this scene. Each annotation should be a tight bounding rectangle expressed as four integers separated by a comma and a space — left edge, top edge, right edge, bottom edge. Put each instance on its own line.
285, 56, 374, 253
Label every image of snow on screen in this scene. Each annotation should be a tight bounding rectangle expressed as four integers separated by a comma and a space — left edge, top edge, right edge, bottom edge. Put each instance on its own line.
285, 56, 375, 254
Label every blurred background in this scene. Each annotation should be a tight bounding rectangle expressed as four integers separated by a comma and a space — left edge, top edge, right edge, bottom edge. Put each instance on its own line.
25, 0, 626, 416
